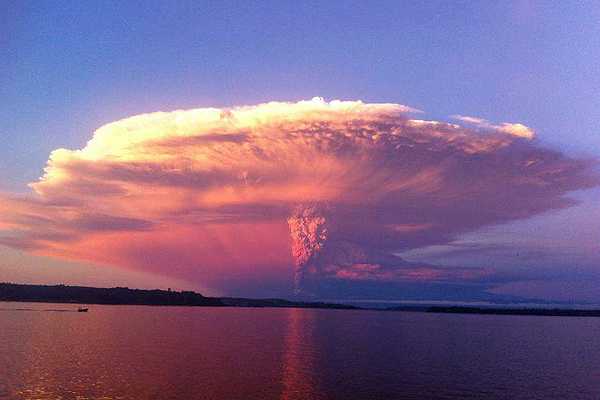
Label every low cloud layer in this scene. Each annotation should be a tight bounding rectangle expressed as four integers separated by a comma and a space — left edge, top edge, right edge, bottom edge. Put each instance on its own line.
1, 98, 597, 297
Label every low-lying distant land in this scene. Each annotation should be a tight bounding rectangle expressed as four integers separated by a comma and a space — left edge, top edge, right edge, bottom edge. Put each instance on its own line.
2, 283, 600, 317
0, 283, 356, 310
424, 306, 600, 317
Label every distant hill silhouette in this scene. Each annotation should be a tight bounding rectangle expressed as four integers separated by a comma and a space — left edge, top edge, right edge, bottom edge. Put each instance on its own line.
0, 283, 223, 306
9, 283, 596, 316
0, 283, 357, 310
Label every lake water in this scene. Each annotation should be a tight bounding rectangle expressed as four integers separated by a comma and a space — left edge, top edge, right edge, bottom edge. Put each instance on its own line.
1, 303, 599, 399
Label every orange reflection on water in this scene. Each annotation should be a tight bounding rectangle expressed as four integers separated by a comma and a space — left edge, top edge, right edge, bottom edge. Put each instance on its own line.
280, 308, 323, 400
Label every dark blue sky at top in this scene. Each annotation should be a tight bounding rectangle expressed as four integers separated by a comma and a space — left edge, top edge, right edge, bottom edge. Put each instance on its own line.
2, 0, 599, 191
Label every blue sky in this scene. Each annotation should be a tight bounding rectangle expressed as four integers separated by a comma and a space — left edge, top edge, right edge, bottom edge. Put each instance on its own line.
1, 1, 599, 302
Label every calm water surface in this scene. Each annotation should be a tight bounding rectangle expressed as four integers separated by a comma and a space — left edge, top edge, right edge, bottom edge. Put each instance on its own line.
1, 303, 599, 399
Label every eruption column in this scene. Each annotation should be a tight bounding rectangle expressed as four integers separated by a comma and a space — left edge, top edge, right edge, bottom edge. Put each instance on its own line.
287, 205, 329, 294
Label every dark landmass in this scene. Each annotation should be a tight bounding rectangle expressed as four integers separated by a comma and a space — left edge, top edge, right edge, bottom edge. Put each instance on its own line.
3, 283, 598, 315
221, 297, 357, 309
0, 283, 356, 310
0, 283, 224, 307
420, 306, 600, 317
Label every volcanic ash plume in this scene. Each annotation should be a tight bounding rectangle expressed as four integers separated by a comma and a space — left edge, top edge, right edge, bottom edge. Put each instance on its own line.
0, 98, 596, 297
287, 205, 329, 294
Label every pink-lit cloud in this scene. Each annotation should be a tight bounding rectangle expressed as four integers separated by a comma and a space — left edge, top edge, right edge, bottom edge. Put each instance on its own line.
451, 114, 536, 139
0, 98, 597, 297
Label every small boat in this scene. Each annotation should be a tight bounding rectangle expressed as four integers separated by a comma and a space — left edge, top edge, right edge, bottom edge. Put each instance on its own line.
77, 307, 89, 312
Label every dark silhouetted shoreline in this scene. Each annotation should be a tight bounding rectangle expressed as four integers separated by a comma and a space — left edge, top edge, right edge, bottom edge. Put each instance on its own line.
0, 283, 223, 307
384, 305, 600, 317
423, 306, 600, 317
0, 283, 356, 310
4, 283, 600, 316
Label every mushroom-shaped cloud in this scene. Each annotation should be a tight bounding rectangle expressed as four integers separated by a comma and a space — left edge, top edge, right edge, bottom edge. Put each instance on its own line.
0, 98, 597, 297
